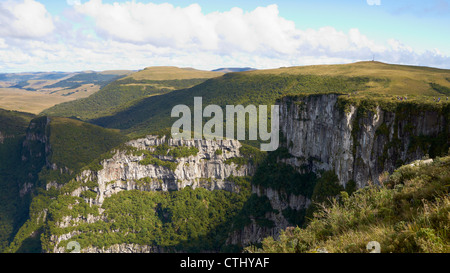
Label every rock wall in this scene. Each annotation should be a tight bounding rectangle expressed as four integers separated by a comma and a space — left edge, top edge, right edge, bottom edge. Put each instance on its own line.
75, 136, 254, 205
279, 94, 449, 188
45, 94, 450, 252
19, 116, 51, 196
49, 135, 255, 252
229, 94, 449, 247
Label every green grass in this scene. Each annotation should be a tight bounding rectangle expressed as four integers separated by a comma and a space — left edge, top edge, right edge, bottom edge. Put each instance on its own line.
92, 72, 373, 138
88, 62, 450, 139
248, 61, 450, 96
41, 67, 224, 121
248, 156, 450, 253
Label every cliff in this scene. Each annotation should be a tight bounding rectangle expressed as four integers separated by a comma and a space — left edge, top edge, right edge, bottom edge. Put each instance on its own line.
19, 116, 51, 197
10, 94, 450, 253
228, 94, 449, 247
46, 135, 256, 253
278, 94, 449, 188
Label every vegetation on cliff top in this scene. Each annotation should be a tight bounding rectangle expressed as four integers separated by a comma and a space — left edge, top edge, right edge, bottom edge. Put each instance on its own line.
48, 117, 128, 172
249, 156, 450, 253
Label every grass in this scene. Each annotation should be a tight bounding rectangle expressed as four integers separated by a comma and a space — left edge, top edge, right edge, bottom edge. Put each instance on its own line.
248, 156, 450, 253
0, 71, 128, 114
126, 66, 224, 81
0, 88, 78, 115
41, 67, 223, 121
248, 61, 450, 96
91, 72, 373, 138
87, 62, 450, 139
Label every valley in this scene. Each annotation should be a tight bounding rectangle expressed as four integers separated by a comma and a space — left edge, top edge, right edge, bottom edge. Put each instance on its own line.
0, 70, 132, 114
0, 62, 448, 253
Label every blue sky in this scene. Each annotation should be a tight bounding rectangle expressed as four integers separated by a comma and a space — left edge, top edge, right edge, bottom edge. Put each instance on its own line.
0, 0, 449, 72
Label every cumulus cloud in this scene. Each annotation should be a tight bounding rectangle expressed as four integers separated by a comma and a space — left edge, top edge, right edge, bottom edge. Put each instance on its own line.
0, 0, 449, 72
73, 1, 301, 55
72, 1, 388, 57
0, 0, 55, 39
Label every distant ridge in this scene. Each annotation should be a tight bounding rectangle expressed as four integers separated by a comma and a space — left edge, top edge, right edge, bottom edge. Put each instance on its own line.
127, 66, 224, 80
212, 67, 256, 73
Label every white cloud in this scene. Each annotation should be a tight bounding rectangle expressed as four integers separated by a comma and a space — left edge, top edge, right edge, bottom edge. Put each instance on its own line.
0, 38, 7, 49
74, 2, 299, 54
0, 0, 55, 39
367, 0, 381, 6
67, 0, 81, 6
0, 0, 449, 72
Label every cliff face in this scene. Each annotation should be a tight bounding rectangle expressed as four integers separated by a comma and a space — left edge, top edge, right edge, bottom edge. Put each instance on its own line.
278, 94, 448, 188
229, 94, 449, 247
226, 185, 311, 246
49, 136, 255, 253
34, 95, 450, 253
19, 116, 51, 197
75, 136, 254, 206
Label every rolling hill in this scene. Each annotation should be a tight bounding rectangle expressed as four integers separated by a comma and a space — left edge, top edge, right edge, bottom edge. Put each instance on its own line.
2, 61, 449, 253
87, 61, 450, 138
41, 67, 225, 121
0, 71, 132, 114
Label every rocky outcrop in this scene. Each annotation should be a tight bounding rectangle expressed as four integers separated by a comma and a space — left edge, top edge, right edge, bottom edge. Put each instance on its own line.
18, 116, 51, 196
278, 94, 449, 188
48, 135, 256, 252
74, 136, 254, 205
45, 94, 450, 253
229, 94, 449, 248
82, 244, 164, 254
227, 185, 311, 246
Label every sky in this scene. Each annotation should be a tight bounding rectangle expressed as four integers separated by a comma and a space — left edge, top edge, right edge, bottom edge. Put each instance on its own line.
0, 0, 449, 72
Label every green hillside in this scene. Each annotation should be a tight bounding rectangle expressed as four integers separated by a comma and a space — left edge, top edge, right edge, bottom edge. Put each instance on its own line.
0, 109, 35, 252
249, 61, 450, 96
2, 116, 128, 252
46, 117, 128, 172
41, 67, 224, 121
249, 156, 450, 253
89, 62, 450, 138
3, 62, 450, 253
125, 66, 224, 81
92, 72, 373, 137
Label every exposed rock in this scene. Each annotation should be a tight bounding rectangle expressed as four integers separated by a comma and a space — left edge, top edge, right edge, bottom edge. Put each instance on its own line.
82, 244, 164, 253
230, 94, 448, 248
45, 94, 450, 253
278, 94, 448, 188
74, 136, 254, 205
48, 135, 256, 252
